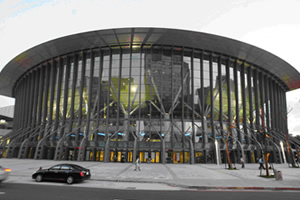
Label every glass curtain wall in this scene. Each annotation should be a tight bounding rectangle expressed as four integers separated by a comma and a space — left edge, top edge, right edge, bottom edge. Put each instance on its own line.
9, 45, 289, 163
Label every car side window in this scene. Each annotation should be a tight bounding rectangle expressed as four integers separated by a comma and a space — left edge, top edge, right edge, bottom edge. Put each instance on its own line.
60, 165, 71, 170
49, 165, 61, 171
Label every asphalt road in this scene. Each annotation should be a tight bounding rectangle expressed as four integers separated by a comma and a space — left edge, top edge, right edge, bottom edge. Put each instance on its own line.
0, 183, 300, 200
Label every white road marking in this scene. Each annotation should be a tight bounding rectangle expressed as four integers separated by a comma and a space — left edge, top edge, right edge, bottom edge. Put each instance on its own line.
0, 192, 5, 194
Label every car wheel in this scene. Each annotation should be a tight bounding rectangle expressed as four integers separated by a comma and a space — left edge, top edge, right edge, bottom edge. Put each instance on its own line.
66, 176, 74, 184
36, 174, 43, 182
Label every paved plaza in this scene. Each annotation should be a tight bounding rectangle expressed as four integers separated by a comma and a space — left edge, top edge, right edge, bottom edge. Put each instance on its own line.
1, 159, 300, 190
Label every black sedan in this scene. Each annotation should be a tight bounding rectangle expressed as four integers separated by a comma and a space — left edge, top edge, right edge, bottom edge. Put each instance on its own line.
32, 164, 91, 184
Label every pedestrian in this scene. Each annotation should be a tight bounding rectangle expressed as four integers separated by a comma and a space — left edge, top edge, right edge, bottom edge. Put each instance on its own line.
258, 157, 265, 170
134, 156, 141, 171
240, 157, 245, 168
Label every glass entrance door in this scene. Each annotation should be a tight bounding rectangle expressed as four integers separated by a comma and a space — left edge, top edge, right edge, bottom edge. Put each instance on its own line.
95, 150, 104, 161
173, 151, 183, 163
154, 151, 160, 163
139, 151, 161, 163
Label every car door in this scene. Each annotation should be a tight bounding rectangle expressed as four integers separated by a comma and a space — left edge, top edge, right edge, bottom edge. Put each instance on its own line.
58, 165, 72, 181
44, 165, 61, 180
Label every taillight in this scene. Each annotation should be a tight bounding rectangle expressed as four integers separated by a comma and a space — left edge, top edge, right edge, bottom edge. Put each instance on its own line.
5, 168, 11, 172
80, 171, 84, 176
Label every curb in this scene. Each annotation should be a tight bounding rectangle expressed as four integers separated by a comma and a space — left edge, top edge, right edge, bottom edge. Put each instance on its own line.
89, 178, 300, 191
185, 186, 300, 191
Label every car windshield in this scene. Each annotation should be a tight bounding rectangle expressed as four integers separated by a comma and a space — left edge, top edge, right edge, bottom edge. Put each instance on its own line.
49, 165, 61, 170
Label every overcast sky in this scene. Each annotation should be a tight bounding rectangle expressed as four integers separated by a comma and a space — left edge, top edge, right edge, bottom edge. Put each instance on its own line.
0, 0, 299, 135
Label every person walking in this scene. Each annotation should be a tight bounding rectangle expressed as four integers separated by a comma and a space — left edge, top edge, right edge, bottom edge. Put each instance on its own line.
258, 157, 265, 170
134, 156, 141, 171
240, 157, 245, 168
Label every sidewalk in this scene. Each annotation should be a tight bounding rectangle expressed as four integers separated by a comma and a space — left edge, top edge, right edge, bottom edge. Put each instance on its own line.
1, 159, 300, 191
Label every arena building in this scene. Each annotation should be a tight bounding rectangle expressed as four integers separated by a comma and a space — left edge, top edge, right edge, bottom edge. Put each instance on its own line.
0, 28, 300, 164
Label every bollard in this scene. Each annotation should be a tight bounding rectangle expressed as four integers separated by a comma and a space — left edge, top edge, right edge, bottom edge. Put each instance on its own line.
274, 170, 283, 181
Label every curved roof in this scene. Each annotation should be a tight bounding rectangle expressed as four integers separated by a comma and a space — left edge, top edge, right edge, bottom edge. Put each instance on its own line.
1, 27, 300, 97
